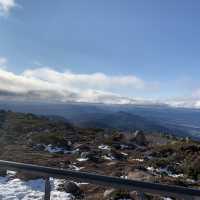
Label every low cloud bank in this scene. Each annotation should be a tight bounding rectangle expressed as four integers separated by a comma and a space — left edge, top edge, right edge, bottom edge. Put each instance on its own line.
0, 67, 154, 104
0, 65, 200, 108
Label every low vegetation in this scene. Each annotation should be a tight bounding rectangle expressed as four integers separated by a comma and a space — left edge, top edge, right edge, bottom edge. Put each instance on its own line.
0, 110, 200, 199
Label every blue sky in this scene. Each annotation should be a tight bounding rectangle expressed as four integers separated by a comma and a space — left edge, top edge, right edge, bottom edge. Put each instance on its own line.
0, 0, 200, 107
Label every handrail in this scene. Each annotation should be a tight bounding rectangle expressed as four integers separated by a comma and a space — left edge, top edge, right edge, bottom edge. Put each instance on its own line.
0, 160, 199, 199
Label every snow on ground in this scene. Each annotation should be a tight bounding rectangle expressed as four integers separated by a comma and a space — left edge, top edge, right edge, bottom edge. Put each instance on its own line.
45, 144, 66, 153
50, 178, 74, 200
0, 177, 45, 200
68, 164, 84, 171
120, 152, 128, 156
120, 144, 129, 150
64, 149, 79, 155
36, 144, 79, 155
131, 158, 144, 162
120, 175, 128, 179
76, 158, 88, 162
0, 173, 74, 200
102, 155, 115, 160
147, 166, 184, 178
98, 144, 111, 151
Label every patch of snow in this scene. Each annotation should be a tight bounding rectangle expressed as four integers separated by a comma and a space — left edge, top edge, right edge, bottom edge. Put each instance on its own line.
50, 178, 75, 200
120, 175, 128, 179
68, 165, 84, 171
64, 149, 79, 155
50, 191, 74, 200
132, 158, 144, 162
102, 155, 115, 160
42, 144, 78, 154
147, 166, 184, 178
176, 162, 181, 166
170, 173, 184, 178
7, 170, 17, 176
186, 178, 196, 183
0, 175, 74, 200
0, 177, 45, 200
147, 166, 154, 172
98, 144, 111, 151
45, 144, 65, 153
51, 178, 63, 189
120, 144, 129, 150
77, 158, 88, 162
76, 182, 88, 186
121, 152, 128, 156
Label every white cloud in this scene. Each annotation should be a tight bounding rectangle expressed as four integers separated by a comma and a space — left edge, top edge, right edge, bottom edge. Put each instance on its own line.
170, 89, 200, 108
22, 67, 150, 92
171, 100, 200, 109
0, 62, 200, 108
0, 0, 16, 15
0, 66, 157, 104
164, 96, 200, 109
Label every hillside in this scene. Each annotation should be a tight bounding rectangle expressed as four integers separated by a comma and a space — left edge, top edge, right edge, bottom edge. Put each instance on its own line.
72, 111, 174, 134
0, 101, 191, 137
0, 110, 200, 199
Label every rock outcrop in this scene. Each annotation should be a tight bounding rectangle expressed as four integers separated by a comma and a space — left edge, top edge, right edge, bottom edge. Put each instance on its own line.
63, 181, 82, 197
132, 130, 148, 146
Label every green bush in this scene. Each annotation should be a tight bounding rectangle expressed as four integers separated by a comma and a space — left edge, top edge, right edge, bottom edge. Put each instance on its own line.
184, 158, 200, 180
150, 158, 171, 168
108, 190, 132, 200
31, 132, 68, 147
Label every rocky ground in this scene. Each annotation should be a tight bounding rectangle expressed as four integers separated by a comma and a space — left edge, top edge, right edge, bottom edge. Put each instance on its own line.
0, 110, 200, 199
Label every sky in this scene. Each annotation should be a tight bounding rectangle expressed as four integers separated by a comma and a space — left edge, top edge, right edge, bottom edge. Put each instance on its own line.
0, 0, 200, 107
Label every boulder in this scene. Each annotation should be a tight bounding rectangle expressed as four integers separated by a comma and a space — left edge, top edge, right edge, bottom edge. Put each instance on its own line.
63, 181, 82, 196
110, 150, 127, 161
81, 151, 101, 162
33, 144, 45, 151
80, 151, 90, 159
132, 130, 148, 146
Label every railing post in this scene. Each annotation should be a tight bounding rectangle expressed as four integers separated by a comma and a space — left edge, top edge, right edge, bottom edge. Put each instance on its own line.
138, 192, 145, 200
0, 167, 7, 176
44, 177, 51, 200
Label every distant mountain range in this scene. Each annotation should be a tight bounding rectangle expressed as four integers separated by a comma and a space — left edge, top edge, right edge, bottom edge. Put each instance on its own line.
0, 101, 200, 138
68, 111, 177, 134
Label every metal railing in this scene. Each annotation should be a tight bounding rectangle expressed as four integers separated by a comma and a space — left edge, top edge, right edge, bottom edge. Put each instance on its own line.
0, 160, 199, 200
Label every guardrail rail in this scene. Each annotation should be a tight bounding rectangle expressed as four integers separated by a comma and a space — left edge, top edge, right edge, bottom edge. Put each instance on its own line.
0, 160, 199, 200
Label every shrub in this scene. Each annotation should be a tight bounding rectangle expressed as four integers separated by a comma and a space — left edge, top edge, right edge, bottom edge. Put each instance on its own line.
31, 132, 68, 147
184, 158, 200, 180
108, 189, 132, 200
150, 158, 171, 168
